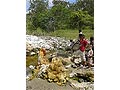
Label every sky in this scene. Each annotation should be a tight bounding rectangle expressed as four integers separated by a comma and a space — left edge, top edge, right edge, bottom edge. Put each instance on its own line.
26, 0, 76, 11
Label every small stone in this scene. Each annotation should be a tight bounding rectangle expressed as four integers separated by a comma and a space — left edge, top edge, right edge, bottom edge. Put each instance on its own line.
30, 52, 36, 56
29, 65, 35, 70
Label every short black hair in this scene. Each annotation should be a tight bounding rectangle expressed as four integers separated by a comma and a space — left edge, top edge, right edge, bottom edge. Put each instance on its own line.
79, 30, 82, 33
90, 37, 94, 41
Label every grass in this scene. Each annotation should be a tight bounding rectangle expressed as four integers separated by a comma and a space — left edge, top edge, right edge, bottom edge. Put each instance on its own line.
27, 28, 94, 40
49, 29, 94, 40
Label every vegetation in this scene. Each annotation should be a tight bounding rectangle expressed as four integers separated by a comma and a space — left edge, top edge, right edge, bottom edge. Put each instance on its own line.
27, 28, 93, 39
26, 0, 94, 35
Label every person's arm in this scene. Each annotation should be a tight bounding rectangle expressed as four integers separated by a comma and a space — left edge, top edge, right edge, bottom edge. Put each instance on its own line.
71, 40, 79, 48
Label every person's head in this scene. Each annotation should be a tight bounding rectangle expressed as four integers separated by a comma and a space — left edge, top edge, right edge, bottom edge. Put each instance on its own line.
90, 37, 94, 41
79, 34, 85, 40
79, 34, 83, 38
81, 34, 85, 39
79, 30, 82, 34
89, 45, 92, 50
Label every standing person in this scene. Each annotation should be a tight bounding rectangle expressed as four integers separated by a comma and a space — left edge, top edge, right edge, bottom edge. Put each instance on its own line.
73, 34, 88, 67
79, 34, 88, 67
90, 36, 94, 51
87, 45, 94, 68
90, 36, 94, 63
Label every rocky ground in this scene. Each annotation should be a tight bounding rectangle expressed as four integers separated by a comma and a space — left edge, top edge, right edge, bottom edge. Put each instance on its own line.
26, 35, 70, 50
26, 78, 75, 90
26, 35, 94, 90
26, 68, 94, 90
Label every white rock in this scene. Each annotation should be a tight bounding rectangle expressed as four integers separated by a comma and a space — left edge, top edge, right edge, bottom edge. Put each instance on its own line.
29, 65, 35, 70
40, 64, 49, 73
69, 72, 77, 77
26, 35, 70, 50
30, 52, 36, 55
65, 64, 71, 68
69, 80, 93, 90
74, 58, 81, 64
26, 76, 30, 80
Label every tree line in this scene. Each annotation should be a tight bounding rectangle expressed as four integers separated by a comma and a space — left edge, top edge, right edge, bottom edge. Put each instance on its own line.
26, 0, 94, 33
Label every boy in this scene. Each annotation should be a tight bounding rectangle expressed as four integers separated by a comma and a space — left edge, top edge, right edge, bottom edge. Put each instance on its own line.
79, 34, 88, 66
73, 34, 88, 67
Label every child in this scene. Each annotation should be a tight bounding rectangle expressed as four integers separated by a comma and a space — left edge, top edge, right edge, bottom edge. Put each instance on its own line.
73, 34, 88, 67
87, 45, 94, 68
90, 36, 94, 63
90, 36, 94, 51
79, 34, 88, 66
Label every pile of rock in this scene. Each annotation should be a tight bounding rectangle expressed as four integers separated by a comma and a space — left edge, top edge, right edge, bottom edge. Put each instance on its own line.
26, 35, 71, 56
26, 35, 70, 50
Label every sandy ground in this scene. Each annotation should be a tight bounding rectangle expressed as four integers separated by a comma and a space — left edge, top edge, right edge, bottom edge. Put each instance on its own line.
26, 78, 76, 90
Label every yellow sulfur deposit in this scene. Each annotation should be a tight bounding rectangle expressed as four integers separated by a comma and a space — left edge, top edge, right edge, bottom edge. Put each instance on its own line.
45, 57, 68, 85
29, 49, 70, 85
48, 71, 56, 80
41, 57, 69, 85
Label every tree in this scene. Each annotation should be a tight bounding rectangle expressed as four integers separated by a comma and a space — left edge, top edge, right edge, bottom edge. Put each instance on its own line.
26, 0, 94, 34
50, 0, 70, 29
76, 0, 94, 16
29, 0, 48, 14
69, 10, 93, 30
27, 0, 49, 31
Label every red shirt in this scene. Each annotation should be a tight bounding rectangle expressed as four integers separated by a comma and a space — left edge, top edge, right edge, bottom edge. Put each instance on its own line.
79, 39, 88, 52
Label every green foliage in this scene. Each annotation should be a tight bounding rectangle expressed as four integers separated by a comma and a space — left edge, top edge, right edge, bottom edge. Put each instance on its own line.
76, 0, 94, 16
26, 0, 94, 33
50, 2, 70, 30
29, 0, 48, 13
69, 10, 93, 30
